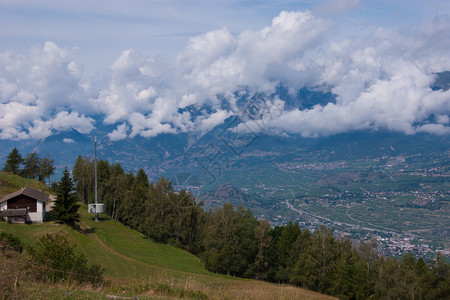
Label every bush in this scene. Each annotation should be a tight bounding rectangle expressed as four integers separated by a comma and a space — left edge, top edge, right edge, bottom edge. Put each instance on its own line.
0, 232, 24, 254
29, 233, 105, 285
0, 233, 38, 299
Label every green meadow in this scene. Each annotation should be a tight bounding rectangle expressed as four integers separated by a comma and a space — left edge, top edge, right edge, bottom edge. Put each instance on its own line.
0, 172, 333, 299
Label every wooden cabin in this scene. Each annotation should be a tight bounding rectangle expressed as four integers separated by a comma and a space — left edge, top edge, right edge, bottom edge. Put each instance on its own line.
0, 187, 49, 223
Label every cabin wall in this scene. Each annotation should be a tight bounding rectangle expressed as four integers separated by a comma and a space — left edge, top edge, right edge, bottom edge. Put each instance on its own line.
28, 200, 45, 223
7, 196, 37, 212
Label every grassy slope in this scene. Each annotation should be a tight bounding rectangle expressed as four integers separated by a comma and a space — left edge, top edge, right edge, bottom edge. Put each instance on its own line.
80, 206, 211, 277
0, 172, 52, 196
0, 172, 334, 299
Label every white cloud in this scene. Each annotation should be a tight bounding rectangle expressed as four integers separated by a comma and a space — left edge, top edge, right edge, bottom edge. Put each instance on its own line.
63, 138, 75, 143
94, 10, 330, 139
437, 114, 449, 124
0, 42, 95, 139
196, 109, 231, 134
0, 10, 449, 141
417, 124, 450, 135
27, 111, 95, 139
256, 15, 450, 137
416, 123, 450, 135
108, 123, 129, 141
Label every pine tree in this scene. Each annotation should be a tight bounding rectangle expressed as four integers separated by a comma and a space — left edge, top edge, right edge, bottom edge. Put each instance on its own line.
53, 168, 80, 228
136, 168, 149, 187
2, 147, 23, 174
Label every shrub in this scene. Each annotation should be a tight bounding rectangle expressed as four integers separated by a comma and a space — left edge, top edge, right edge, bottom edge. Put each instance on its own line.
29, 233, 105, 285
0, 232, 24, 254
0, 233, 38, 299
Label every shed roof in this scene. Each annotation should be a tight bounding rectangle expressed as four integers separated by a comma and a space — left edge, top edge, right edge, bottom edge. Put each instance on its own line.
0, 187, 49, 204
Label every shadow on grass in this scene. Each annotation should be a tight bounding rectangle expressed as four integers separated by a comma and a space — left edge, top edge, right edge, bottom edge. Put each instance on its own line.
82, 226, 96, 234
89, 215, 109, 222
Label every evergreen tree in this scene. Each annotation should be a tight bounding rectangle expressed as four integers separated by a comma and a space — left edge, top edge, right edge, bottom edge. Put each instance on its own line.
422, 252, 450, 299
97, 160, 110, 186
415, 256, 427, 277
53, 168, 80, 228
273, 221, 302, 282
136, 168, 149, 187
2, 147, 23, 174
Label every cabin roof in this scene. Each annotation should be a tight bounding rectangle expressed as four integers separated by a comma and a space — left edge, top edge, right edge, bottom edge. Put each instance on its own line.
0, 187, 49, 204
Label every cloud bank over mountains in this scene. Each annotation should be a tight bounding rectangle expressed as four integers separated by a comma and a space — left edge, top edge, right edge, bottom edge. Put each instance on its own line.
0, 10, 449, 141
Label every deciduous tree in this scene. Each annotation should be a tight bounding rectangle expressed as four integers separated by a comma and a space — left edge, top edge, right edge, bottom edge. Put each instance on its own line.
40, 155, 55, 185
72, 155, 93, 204
22, 152, 41, 179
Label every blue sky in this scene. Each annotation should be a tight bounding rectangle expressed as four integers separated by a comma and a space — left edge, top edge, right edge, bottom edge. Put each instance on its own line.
1, 0, 446, 73
0, 0, 449, 141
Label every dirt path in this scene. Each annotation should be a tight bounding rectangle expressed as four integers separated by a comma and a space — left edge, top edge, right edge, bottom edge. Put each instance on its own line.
46, 195, 56, 211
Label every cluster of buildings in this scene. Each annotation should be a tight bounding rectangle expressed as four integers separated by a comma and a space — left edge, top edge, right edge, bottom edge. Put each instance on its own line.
261, 189, 448, 259
276, 161, 347, 171
403, 166, 450, 177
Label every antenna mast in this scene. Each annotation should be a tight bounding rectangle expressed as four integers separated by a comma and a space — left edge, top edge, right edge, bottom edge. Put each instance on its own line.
94, 136, 98, 222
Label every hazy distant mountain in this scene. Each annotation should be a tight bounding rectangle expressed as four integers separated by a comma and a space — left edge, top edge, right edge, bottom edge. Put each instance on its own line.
1, 73, 448, 187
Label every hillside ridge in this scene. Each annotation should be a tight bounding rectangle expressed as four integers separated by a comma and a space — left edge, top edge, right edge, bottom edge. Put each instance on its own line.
0, 172, 334, 299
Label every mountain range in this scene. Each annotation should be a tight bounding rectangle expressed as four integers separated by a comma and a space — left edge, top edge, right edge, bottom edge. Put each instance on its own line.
1, 73, 448, 232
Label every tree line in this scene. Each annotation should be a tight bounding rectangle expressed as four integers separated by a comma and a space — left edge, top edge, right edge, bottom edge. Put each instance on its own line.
71, 155, 449, 299
2, 147, 55, 185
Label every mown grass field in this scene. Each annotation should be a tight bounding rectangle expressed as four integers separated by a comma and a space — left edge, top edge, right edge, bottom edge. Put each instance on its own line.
0, 172, 334, 299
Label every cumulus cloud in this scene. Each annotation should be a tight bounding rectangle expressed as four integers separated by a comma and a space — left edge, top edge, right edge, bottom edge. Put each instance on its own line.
261, 18, 450, 136
108, 123, 129, 141
0, 42, 95, 140
26, 111, 95, 140
416, 123, 450, 135
94, 10, 330, 140
0, 10, 449, 141
103, 10, 449, 139
196, 109, 231, 134
63, 138, 75, 143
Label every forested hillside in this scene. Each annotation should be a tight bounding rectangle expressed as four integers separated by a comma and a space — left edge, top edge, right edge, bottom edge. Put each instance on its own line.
72, 155, 450, 299
0, 172, 331, 300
